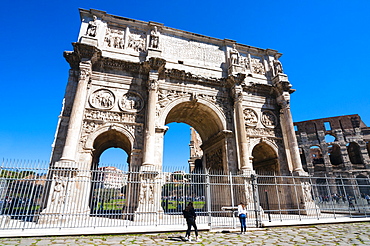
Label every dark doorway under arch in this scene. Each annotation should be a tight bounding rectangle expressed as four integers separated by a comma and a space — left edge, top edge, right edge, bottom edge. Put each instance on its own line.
252, 142, 279, 174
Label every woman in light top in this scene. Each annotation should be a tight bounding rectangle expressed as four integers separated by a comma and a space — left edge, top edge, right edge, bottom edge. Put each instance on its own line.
237, 202, 247, 234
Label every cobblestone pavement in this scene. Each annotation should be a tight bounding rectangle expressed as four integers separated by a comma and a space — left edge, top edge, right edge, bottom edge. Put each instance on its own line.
1, 222, 370, 245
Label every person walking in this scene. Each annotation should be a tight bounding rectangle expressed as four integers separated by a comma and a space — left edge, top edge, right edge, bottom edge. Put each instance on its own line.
183, 202, 199, 242
238, 202, 247, 234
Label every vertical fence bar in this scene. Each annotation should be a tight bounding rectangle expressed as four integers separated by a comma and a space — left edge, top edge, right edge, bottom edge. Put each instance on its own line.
228, 172, 235, 229
324, 174, 336, 219
251, 174, 261, 228
273, 173, 283, 222
291, 175, 301, 221
339, 175, 351, 217
205, 169, 211, 229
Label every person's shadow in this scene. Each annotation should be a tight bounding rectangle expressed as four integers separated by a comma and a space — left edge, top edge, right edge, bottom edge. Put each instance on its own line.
167, 236, 185, 242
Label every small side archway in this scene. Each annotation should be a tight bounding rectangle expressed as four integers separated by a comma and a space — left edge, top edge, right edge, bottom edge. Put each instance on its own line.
251, 141, 279, 174
86, 125, 135, 217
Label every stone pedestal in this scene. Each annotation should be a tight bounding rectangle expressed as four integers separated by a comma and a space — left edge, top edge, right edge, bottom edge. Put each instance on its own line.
38, 164, 91, 225
147, 48, 162, 59
298, 181, 321, 216
79, 36, 98, 46
134, 169, 164, 222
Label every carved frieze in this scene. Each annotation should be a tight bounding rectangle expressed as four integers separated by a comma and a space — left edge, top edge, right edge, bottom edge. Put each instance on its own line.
104, 27, 125, 49
165, 69, 225, 86
261, 111, 278, 128
246, 127, 282, 138
84, 109, 144, 124
302, 182, 312, 203
243, 108, 258, 127
119, 92, 144, 112
206, 147, 223, 170
250, 57, 265, 75
82, 121, 101, 134
127, 29, 146, 52
139, 177, 154, 204
158, 89, 190, 109
89, 89, 115, 109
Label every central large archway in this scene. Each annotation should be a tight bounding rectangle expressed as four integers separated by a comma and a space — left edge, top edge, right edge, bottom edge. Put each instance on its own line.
162, 99, 229, 172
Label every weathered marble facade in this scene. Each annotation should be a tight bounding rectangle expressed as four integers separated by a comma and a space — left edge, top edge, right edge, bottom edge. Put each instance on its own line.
295, 114, 370, 197
42, 8, 311, 222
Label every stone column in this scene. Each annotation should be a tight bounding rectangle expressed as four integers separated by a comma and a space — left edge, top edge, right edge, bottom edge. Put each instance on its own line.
40, 44, 100, 224
230, 76, 253, 172
60, 61, 91, 162
273, 74, 306, 175
142, 57, 166, 168
59, 43, 100, 164
142, 73, 159, 167
135, 58, 166, 221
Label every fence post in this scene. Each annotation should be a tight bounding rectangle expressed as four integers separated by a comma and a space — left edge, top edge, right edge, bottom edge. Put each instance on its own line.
205, 169, 212, 229
251, 174, 261, 227
291, 175, 302, 221
229, 172, 235, 229
324, 174, 336, 219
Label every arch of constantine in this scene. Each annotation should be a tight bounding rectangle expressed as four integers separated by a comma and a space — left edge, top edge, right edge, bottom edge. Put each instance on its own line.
40, 8, 314, 223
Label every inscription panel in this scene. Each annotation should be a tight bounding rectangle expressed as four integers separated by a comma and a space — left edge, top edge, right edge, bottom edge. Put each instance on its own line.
161, 33, 225, 66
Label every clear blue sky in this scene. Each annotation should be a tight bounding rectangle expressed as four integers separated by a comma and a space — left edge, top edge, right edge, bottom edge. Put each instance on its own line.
1, 1, 369, 168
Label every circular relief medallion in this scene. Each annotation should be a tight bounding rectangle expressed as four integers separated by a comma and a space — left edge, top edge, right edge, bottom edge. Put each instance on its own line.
119, 92, 144, 112
243, 108, 258, 127
89, 89, 115, 109
261, 111, 278, 128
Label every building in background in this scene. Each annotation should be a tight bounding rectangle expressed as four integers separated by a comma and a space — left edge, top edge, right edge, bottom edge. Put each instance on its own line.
294, 114, 370, 197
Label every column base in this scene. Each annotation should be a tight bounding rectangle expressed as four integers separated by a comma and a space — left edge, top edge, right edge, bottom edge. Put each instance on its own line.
299, 202, 321, 216
134, 211, 164, 222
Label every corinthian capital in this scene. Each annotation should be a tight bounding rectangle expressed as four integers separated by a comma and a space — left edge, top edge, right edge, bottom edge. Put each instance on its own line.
79, 61, 92, 81
277, 92, 290, 109
148, 79, 159, 91
231, 84, 243, 103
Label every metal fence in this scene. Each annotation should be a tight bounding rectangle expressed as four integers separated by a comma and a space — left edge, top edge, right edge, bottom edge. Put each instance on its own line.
1, 159, 370, 233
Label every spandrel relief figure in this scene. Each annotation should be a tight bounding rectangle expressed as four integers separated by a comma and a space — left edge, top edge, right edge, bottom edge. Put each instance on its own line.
261, 111, 277, 128
86, 16, 98, 37
119, 92, 144, 112
243, 109, 258, 127
229, 44, 240, 66
89, 89, 115, 109
149, 26, 160, 49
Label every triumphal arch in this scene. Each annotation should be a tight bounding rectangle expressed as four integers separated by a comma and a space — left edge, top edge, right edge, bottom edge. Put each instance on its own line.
41, 9, 312, 223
